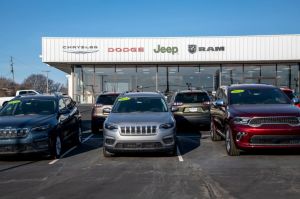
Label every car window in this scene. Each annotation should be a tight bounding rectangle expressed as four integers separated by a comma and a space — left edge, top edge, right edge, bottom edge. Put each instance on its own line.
18, 91, 27, 95
229, 88, 290, 105
0, 99, 56, 116
96, 94, 119, 105
112, 97, 168, 113
175, 92, 210, 103
27, 91, 36, 95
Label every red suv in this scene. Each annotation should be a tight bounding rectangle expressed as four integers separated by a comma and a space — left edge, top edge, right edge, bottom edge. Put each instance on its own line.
211, 84, 300, 156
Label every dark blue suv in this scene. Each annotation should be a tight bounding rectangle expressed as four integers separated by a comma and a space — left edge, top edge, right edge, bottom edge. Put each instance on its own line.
0, 94, 82, 158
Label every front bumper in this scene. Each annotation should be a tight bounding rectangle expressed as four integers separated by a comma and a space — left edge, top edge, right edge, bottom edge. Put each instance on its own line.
0, 132, 50, 155
103, 127, 176, 153
231, 124, 300, 149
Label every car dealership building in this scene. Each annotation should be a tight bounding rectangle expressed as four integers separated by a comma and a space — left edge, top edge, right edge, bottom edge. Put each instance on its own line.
42, 34, 300, 103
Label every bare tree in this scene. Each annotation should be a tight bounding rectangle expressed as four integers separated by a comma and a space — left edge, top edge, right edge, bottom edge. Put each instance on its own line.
0, 77, 19, 97
21, 74, 67, 94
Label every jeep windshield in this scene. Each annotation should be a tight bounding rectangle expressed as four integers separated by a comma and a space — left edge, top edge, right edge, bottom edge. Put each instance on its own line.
0, 99, 57, 116
112, 97, 168, 113
229, 88, 291, 105
175, 92, 210, 103
96, 94, 119, 105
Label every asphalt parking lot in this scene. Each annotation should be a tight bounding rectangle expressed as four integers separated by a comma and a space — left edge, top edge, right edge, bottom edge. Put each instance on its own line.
0, 105, 300, 199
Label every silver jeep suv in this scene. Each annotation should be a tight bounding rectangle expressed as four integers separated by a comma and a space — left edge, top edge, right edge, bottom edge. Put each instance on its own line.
103, 92, 177, 157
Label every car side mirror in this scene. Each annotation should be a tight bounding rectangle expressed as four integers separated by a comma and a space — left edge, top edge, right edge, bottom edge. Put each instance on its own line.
292, 97, 300, 105
103, 107, 111, 114
171, 106, 179, 112
215, 99, 225, 107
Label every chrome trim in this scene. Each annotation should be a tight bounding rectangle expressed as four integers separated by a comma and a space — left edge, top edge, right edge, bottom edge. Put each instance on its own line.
248, 116, 300, 127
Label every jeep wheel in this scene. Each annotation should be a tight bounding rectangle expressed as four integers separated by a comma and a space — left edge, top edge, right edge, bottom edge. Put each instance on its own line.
74, 124, 82, 146
225, 126, 240, 156
210, 120, 222, 141
167, 144, 177, 156
103, 147, 114, 157
50, 134, 63, 159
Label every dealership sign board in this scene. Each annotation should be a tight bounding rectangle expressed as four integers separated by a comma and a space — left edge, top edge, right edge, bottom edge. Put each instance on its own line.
42, 35, 300, 63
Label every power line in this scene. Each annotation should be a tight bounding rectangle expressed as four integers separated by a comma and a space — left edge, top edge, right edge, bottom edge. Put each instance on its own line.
42, 70, 50, 93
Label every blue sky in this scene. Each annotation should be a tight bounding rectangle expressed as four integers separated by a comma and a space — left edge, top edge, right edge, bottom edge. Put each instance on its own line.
0, 0, 300, 84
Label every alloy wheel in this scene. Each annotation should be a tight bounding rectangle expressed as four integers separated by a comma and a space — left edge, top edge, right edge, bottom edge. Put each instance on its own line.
56, 136, 62, 157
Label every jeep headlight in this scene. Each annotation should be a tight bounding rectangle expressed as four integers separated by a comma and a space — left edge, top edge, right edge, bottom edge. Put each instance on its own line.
233, 117, 251, 125
159, 123, 175, 129
104, 123, 118, 130
31, 124, 50, 132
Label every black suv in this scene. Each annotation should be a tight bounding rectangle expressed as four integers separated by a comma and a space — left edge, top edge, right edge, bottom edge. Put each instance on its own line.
0, 94, 82, 158
169, 90, 211, 130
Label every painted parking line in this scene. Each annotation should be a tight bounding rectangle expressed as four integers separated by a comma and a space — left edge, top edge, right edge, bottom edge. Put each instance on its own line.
177, 146, 184, 162
82, 134, 93, 143
48, 134, 94, 165
82, 130, 91, 134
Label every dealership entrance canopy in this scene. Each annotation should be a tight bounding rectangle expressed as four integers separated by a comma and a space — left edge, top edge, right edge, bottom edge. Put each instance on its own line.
42, 34, 300, 103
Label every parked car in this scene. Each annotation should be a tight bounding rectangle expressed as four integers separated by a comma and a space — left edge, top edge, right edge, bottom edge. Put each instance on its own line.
103, 92, 176, 157
0, 94, 82, 158
280, 87, 300, 108
91, 92, 120, 133
169, 90, 211, 130
0, 89, 40, 107
211, 84, 300, 156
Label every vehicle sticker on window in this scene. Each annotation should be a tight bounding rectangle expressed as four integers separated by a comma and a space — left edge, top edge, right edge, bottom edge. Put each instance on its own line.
118, 97, 131, 101
231, 90, 245, 94
8, 100, 21, 105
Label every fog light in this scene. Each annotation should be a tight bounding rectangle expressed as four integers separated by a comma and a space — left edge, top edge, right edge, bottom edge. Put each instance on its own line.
163, 137, 174, 144
236, 132, 247, 141
105, 138, 115, 145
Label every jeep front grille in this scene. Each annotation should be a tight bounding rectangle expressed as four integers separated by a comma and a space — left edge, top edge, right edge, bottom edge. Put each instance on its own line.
0, 128, 29, 138
115, 142, 162, 149
120, 125, 157, 136
249, 117, 300, 127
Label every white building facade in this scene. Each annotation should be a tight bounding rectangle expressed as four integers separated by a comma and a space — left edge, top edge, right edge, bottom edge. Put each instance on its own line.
42, 35, 300, 103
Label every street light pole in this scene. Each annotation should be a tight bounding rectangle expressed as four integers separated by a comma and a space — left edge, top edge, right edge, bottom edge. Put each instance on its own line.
42, 70, 50, 93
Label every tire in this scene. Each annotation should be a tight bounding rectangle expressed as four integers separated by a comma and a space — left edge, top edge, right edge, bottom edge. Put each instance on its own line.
225, 126, 240, 156
50, 134, 63, 159
92, 123, 100, 134
74, 124, 83, 146
210, 119, 222, 141
168, 144, 177, 156
103, 147, 114, 157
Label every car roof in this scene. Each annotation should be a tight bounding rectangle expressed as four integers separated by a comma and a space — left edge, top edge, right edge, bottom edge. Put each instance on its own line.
14, 94, 62, 100
99, 92, 121, 96
122, 92, 163, 97
280, 87, 293, 92
176, 90, 208, 93
223, 84, 277, 90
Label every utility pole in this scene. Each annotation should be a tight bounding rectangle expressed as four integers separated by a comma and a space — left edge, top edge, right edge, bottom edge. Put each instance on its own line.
10, 56, 15, 82
42, 70, 50, 93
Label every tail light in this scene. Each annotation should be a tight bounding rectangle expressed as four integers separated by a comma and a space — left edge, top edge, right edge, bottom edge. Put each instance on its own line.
202, 101, 211, 106
173, 102, 183, 106
94, 104, 103, 107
